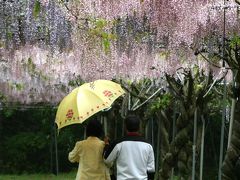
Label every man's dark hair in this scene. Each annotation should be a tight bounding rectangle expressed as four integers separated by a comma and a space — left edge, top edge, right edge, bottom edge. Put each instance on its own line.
86, 119, 104, 138
125, 114, 140, 132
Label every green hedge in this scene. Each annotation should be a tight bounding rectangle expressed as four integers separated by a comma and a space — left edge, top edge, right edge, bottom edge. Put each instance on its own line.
0, 107, 84, 174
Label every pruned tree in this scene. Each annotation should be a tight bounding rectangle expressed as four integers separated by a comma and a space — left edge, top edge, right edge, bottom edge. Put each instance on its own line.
157, 68, 222, 179
220, 36, 240, 180
195, 33, 240, 179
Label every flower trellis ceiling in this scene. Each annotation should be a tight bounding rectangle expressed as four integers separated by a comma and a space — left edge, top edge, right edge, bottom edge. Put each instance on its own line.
0, 0, 239, 104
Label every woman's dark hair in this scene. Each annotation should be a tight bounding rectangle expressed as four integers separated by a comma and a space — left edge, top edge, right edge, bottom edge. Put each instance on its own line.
86, 119, 104, 138
125, 114, 140, 132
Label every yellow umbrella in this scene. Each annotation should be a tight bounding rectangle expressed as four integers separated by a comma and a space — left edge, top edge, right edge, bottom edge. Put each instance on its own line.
55, 79, 125, 129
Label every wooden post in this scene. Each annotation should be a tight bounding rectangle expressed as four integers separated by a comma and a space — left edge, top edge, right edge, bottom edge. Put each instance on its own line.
53, 123, 59, 176
218, 1, 226, 179
171, 104, 177, 180
227, 73, 236, 148
192, 108, 198, 180
200, 116, 206, 180
156, 117, 161, 179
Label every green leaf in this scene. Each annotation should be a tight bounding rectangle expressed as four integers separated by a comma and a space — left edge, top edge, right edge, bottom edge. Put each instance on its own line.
27, 58, 36, 72
3, 109, 15, 118
15, 83, 24, 91
103, 38, 110, 54
108, 33, 117, 40
0, 92, 7, 104
230, 35, 240, 48
33, 0, 41, 19
95, 19, 107, 29
101, 32, 108, 39
7, 31, 13, 39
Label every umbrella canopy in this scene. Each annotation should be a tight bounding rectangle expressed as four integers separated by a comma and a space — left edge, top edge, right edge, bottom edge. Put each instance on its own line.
55, 80, 125, 129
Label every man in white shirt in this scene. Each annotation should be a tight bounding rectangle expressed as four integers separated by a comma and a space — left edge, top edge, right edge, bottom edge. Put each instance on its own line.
104, 114, 155, 180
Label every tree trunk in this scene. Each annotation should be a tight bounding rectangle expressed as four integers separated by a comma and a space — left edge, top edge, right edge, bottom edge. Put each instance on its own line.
159, 108, 194, 180
222, 74, 240, 180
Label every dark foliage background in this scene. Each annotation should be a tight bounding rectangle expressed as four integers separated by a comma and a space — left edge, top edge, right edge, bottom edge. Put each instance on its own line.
0, 107, 84, 174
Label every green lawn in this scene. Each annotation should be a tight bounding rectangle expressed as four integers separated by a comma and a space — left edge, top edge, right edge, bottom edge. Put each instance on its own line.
0, 171, 76, 180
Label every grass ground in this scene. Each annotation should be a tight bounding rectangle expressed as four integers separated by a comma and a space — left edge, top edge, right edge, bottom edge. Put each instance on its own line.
0, 171, 76, 180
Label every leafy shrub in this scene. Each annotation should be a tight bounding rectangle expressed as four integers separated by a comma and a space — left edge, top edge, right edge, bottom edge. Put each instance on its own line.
0, 107, 84, 174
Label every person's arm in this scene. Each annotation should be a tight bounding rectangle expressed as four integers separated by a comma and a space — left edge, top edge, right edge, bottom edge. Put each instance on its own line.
147, 145, 155, 180
68, 142, 81, 163
103, 136, 110, 155
103, 140, 119, 167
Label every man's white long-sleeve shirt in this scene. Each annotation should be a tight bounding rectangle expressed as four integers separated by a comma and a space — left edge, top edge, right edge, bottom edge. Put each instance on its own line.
104, 133, 155, 180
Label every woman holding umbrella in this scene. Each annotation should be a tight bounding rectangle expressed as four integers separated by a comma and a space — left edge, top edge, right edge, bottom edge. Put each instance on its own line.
68, 119, 111, 180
